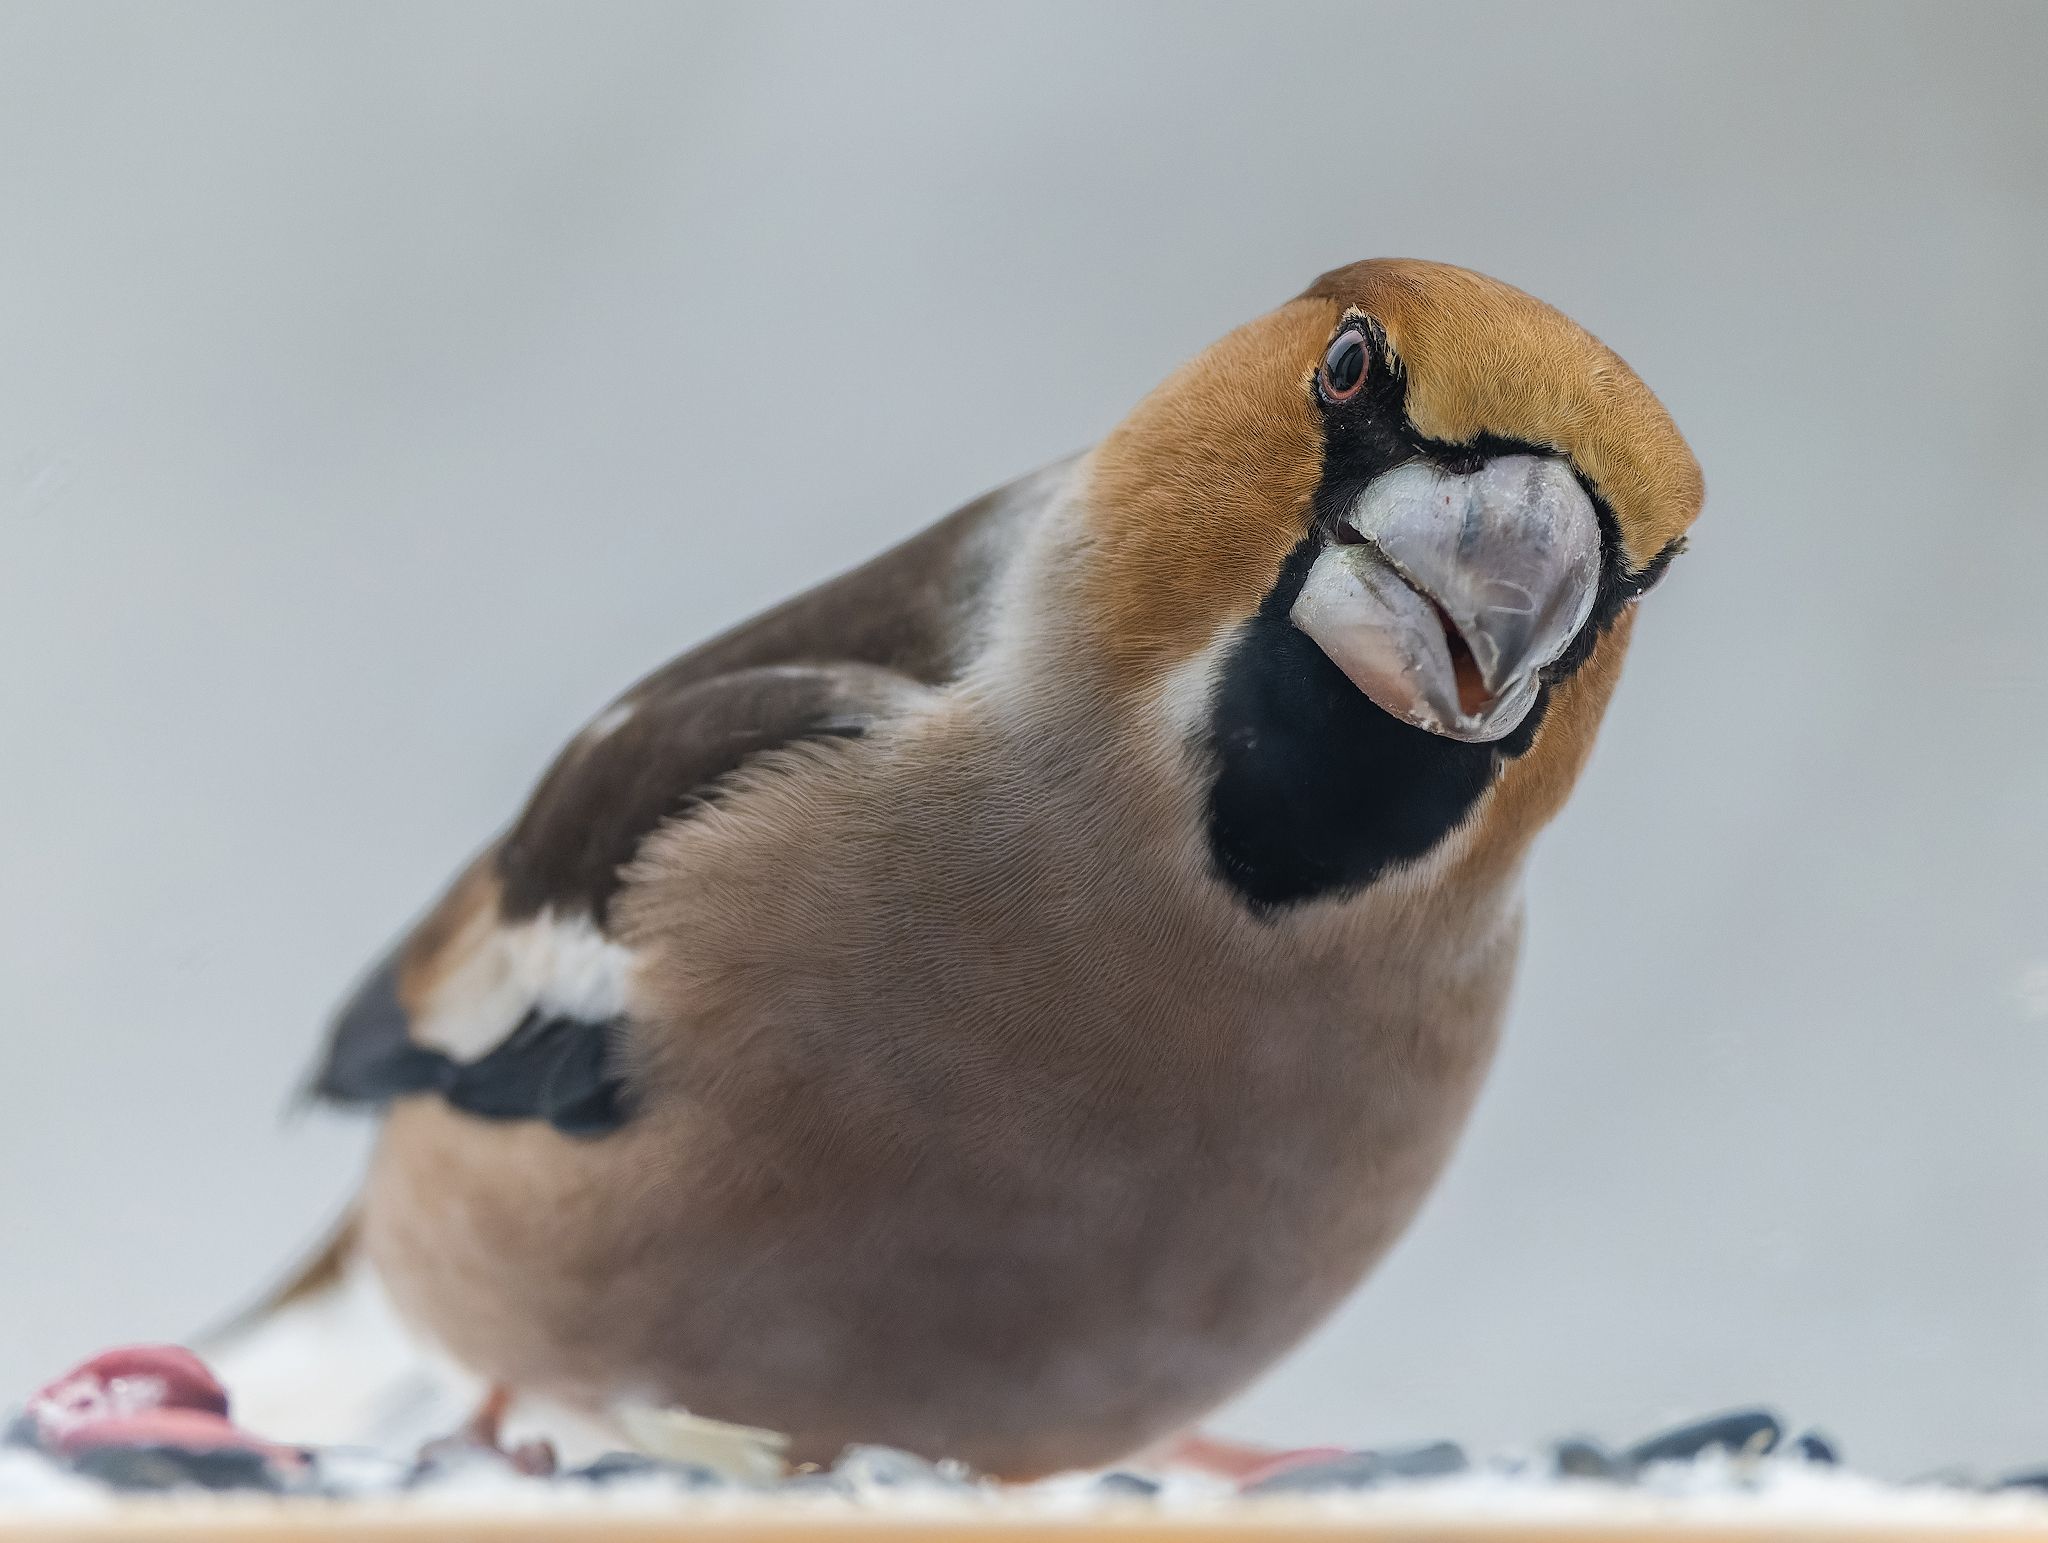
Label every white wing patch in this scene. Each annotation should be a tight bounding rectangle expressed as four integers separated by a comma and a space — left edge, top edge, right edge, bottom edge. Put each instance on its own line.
410, 907, 635, 1062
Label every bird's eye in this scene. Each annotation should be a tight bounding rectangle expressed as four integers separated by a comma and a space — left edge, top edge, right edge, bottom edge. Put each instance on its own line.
1319, 328, 1369, 403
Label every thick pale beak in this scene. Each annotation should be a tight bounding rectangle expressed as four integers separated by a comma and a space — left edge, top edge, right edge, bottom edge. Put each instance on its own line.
1290, 455, 1601, 743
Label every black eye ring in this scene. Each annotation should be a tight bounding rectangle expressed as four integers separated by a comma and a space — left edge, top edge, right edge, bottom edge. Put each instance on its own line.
1319, 327, 1369, 404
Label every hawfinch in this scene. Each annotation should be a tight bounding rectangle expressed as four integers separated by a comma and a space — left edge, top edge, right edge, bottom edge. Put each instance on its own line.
278, 259, 1702, 1478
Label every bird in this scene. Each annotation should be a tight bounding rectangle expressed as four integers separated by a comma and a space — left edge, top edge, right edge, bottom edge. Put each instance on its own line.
244, 259, 1704, 1480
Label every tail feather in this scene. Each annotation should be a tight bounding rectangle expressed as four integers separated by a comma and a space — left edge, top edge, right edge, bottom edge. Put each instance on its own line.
199, 1209, 362, 1351
200, 1211, 477, 1450
201, 1213, 620, 1461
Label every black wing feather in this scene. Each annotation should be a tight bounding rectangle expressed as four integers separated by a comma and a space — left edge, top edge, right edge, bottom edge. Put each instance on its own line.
312, 957, 631, 1139
439, 1010, 633, 1136
307, 954, 447, 1104
307, 662, 932, 1137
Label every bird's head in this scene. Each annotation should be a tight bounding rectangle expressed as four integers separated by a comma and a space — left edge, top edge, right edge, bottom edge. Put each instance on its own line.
1078, 259, 1703, 907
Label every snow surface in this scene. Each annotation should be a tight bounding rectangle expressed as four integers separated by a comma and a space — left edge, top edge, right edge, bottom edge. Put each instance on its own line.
9, 1260, 2047, 1524
9, 1444, 2048, 1526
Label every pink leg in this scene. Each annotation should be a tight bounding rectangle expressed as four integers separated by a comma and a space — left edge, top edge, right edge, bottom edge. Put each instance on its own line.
1153, 1430, 1347, 1484
419, 1385, 557, 1477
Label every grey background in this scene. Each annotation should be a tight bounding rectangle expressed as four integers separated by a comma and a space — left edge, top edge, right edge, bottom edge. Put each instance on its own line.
1, 1, 2042, 1478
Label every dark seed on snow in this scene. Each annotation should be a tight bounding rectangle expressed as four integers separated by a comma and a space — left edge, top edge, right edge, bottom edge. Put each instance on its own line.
1378, 1441, 1469, 1479
1094, 1470, 1162, 1495
1624, 1410, 1782, 1468
1245, 1451, 1384, 1494
1246, 1441, 1468, 1494
1792, 1431, 1840, 1465
1995, 1469, 2048, 1493
570, 1451, 658, 1483
569, 1451, 728, 1487
69, 1443, 282, 1494
1552, 1438, 1625, 1480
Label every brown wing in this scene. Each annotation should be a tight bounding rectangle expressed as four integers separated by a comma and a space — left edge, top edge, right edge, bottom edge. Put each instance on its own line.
498, 661, 935, 926
305, 461, 1063, 1134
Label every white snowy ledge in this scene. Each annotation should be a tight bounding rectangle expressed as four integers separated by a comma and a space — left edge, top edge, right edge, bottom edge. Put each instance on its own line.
10, 1450, 2048, 1542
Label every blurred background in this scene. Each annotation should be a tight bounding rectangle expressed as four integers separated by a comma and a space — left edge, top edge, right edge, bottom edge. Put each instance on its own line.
1, 0, 2043, 1479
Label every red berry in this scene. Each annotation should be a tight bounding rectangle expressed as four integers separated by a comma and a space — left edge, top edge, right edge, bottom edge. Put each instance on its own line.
50, 1408, 272, 1461
25, 1345, 232, 1450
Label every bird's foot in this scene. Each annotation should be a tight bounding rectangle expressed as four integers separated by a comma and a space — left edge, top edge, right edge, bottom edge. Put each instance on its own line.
1149, 1430, 1348, 1484
416, 1385, 557, 1478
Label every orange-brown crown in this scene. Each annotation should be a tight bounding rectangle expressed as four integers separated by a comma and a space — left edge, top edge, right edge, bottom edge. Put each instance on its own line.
1083, 259, 1703, 678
